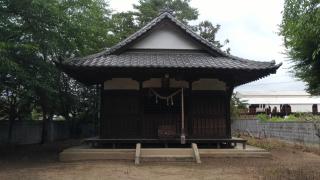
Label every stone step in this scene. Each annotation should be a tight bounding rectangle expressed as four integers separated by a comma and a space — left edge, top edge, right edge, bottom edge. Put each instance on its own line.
60, 148, 135, 162
141, 154, 193, 158
199, 148, 271, 158
141, 156, 194, 162
59, 144, 271, 162
139, 148, 195, 162
141, 148, 194, 156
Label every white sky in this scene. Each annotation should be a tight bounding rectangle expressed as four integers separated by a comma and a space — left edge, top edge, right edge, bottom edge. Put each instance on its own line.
108, 0, 307, 93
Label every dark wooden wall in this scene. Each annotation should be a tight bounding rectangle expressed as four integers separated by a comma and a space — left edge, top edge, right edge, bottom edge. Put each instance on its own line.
142, 88, 184, 139
100, 89, 227, 139
190, 91, 226, 138
100, 91, 140, 138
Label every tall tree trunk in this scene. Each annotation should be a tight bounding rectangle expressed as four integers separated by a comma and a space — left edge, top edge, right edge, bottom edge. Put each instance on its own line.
58, 72, 73, 138
7, 104, 16, 144
40, 107, 48, 144
48, 113, 54, 142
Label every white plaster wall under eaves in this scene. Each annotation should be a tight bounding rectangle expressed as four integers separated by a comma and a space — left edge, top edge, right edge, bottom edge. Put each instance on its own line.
130, 23, 202, 50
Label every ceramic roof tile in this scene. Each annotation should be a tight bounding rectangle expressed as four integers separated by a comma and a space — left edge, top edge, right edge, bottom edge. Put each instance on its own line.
65, 51, 280, 70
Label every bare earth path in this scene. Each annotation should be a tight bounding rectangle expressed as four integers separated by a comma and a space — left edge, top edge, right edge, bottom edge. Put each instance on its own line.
0, 140, 320, 180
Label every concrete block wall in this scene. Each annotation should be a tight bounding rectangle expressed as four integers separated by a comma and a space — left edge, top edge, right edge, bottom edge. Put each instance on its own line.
0, 121, 42, 144
0, 120, 86, 144
232, 120, 320, 145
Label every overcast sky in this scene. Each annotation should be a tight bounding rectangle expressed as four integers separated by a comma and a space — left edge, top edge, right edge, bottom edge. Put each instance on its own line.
108, 0, 307, 93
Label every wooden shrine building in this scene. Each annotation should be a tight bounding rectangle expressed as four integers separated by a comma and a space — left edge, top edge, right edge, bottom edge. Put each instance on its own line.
58, 9, 281, 147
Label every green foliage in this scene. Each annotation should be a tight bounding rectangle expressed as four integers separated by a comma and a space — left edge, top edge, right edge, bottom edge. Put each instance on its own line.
109, 0, 201, 44
257, 114, 297, 122
280, 0, 320, 95
133, 0, 199, 26
113, 0, 229, 51
0, 0, 231, 141
0, 0, 112, 141
108, 12, 139, 45
244, 136, 286, 151
257, 113, 320, 122
294, 113, 320, 122
195, 21, 230, 53
230, 93, 247, 119
31, 109, 42, 120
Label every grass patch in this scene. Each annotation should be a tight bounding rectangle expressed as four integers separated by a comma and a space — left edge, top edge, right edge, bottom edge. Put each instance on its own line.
293, 144, 320, 156
241, 135, 320, 156
256, 113, 320, 122
257, 114, 298, 122
244, 136, 285, 151
263, 167, 320, 180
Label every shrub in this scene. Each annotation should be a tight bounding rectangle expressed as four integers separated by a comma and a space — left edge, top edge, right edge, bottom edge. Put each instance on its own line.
256, 114, 298, 122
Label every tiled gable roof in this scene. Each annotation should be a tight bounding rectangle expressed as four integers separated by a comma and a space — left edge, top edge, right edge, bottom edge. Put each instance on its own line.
60, 10, 281, 75
104, 11, 228, 56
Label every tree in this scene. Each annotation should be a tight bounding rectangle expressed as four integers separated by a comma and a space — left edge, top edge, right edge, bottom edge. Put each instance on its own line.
111, 0, 230, 51
195, 21, 230, 53
0, 15, 39, 142
0, 0, 112, 143
0, 0, 230, 143
108, 12, 139, 45
133, 0, 199, 26
108, 0, 200, 44
280, 0, 320, 95
230, 93, 247, 119
107, 0, 229, 51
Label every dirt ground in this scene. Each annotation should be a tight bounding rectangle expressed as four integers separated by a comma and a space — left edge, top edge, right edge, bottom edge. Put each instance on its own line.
0, 139, 320, 180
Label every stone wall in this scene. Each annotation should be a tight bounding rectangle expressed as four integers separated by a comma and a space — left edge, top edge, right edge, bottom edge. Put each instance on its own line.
232, 120, 320, 145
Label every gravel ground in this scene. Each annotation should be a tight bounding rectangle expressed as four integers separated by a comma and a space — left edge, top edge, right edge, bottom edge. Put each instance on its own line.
0, 140, 320, 180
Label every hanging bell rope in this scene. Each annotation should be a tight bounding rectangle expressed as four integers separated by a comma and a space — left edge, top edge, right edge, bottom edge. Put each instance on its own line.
150, 88, 181, 106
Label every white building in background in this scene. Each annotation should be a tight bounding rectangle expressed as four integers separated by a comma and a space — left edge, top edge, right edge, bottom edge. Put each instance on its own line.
236, 91, 320, 113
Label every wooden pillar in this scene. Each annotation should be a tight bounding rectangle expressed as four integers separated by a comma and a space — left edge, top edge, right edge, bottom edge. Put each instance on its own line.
138, 80, 144, 138
188, 80, 193, 138
181, 87, 186, 144
225, 84, 234, 139
95, 84, 100, 137
99, 82, 104, 138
